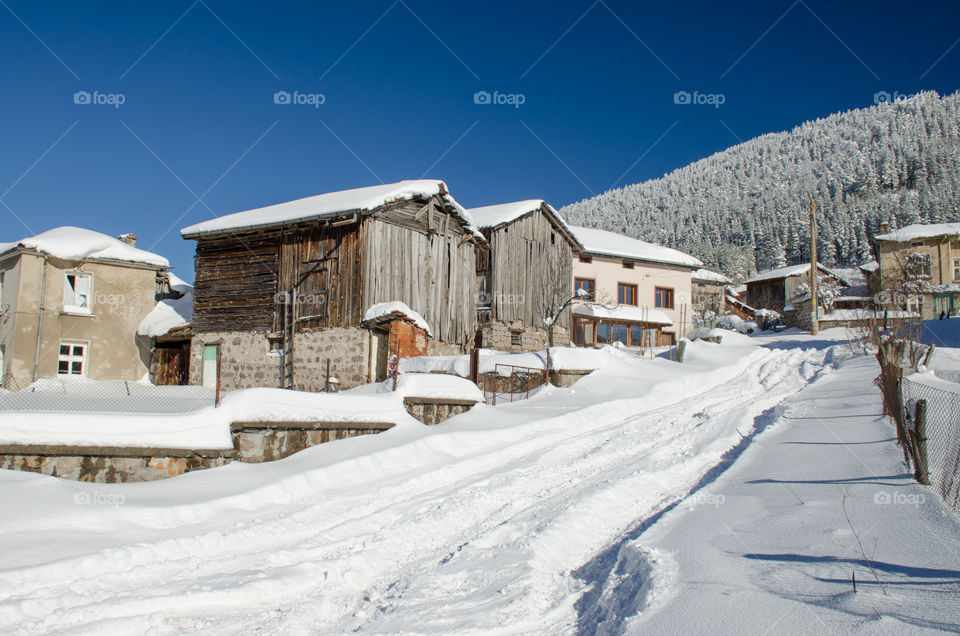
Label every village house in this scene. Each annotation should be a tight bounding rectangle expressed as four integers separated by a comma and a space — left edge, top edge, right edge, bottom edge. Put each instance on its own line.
0, 227, 171, 388
744, 263, 849, 314
691, 268, 731, 315
179, 180, 485, 392
467, 200, 582, 351
569, 226, 702, 348
874, 222, 960, 319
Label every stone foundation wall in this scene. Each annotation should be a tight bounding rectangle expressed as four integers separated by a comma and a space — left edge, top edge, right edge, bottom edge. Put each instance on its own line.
231, 422, 394, 462
549, 369, 593, 387
481, 320, 569, 353
403, 398, 476, 425
0, 446, 233, 483
190, 328, 371, 391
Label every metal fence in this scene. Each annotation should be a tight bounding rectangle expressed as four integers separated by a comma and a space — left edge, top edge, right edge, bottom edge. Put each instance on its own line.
478, 364, 548, 405
902, 375, 960, 510
0, 360, 341, 415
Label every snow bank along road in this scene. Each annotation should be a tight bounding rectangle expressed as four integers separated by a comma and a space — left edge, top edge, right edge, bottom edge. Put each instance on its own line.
0, 334, 856, 633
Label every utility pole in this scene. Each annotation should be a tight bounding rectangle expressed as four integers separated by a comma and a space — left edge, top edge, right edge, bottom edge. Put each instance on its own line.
809, 199, 819, 335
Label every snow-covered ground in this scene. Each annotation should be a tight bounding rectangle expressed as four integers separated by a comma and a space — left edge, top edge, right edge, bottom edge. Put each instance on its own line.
0, 330, 958, 634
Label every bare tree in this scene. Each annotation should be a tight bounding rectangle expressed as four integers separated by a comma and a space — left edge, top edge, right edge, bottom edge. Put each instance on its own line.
534, 249, 575, 348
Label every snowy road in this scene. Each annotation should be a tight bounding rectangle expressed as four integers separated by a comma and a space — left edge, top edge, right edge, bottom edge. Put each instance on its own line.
0, 335, 879, 634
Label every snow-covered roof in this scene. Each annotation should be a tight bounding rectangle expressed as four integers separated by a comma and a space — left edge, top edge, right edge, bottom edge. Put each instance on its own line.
570, 226, 702, 268
744, 263, 849, 286
468, 199, 582, 249
469, 200, 545, 228
0, 227, 169, 268
692, 268, 731, 284
859, 260, 879, 272
573, 303, 673, 326
874, 222, 960, 242
362, 301, 433, 337
137, 274, 193, 338
181, 180, 480, 239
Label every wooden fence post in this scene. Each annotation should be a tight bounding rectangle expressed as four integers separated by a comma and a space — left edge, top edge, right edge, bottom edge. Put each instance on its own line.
914, 399, 930, 485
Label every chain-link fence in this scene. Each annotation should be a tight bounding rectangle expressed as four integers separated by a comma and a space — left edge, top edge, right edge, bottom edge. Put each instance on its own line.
902, 375, 960, 510
0, 360, 341, 415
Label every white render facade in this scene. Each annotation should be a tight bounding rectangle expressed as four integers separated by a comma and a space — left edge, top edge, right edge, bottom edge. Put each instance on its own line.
569, 226, 701, 348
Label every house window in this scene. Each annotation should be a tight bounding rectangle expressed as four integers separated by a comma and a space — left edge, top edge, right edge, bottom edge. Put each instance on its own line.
906, 253, 932, 280
579, 255, 592, 264
655, 287, 674, 309
510, 331, 522, 347
954, 258, 960, 281
63, 272, 92, 313
58, 341, 88, 376
618, 283, 637, 306
622, 260, 634, 269
574, 277, 595, 300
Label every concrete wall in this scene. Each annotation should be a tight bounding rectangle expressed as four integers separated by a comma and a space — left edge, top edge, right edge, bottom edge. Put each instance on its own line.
573, 254, 694, 339
0, 255, 22, 385
1, 251, 159, 387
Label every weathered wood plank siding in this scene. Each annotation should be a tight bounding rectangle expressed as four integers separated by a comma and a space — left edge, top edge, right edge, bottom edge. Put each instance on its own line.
487, 205, 574, 329
363, 195, 477, 346
192, 231, 280, 333
279, 222, 364, 329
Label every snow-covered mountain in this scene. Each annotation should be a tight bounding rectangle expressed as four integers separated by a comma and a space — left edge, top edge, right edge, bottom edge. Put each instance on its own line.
560, 91, 960, 281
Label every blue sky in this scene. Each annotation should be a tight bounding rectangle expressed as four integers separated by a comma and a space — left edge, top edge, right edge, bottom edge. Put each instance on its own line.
1, 0, 959, 279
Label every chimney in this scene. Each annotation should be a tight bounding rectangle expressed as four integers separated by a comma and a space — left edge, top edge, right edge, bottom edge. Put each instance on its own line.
879, 223, 889, 235
117, 233, 138, 247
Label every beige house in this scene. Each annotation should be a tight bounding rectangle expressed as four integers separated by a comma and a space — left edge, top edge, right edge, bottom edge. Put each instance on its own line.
0, 227, 170, 389
468, 200, 582, 351
569, 226, 702, 348
874, 222, 960, 319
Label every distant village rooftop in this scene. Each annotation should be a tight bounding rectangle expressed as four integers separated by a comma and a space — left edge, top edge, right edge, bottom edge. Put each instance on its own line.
0, 226, 169, 268
181, 179, 480, 238
744, 262, 849, 286
569, 225, 702, 268
874, 222, 960, 242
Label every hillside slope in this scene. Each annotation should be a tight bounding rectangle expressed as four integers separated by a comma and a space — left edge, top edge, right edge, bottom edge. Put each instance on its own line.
560, 91, 960, 280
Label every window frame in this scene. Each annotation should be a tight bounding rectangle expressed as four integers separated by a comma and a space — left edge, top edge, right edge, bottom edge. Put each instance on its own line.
57, 340, 89, 377
654, 286, 675, 309
954, 258, 960, 282
578, 254, 592, 264
621, 260, 634, 269
63, 271, 93, 315
574, 277, 596, 301
617, 282, 638, 306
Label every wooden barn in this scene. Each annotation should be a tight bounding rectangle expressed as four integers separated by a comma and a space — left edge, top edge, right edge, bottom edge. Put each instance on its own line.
180, 180, 484, 391
468, 200, 582, 351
